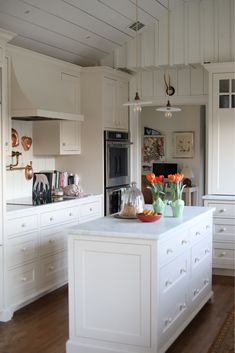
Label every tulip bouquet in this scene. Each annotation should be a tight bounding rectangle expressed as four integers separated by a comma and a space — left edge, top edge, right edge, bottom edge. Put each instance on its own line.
168, 173, 185, 217
146, 173, 166, 214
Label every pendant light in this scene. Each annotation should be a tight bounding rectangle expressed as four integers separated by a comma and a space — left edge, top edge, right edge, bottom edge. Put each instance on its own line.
156, 1, 181, 119
123, 0, 152, 112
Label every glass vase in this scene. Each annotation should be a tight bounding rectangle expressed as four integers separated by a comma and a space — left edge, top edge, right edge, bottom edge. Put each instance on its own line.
152, 197, 166, 215
170, 199, 185, 218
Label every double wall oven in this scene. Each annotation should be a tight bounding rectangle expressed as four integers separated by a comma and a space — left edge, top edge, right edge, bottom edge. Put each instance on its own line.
104, 131, 131, 215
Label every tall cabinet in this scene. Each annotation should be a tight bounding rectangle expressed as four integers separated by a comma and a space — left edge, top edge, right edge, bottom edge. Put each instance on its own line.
204, 63, 235, 276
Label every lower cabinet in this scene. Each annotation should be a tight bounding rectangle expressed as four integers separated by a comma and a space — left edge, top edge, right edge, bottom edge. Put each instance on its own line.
204, 197, 235, 275
2, 195, 103, 321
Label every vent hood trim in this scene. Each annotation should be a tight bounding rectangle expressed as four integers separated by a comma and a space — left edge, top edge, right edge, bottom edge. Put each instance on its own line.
12, 109, 84, 121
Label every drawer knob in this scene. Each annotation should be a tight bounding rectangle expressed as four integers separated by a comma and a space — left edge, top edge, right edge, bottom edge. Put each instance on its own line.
194, 289, 200, 296
204, 279, 209, 285
194, 257, 200, 263
50, 217, 54, 222
180, 268, 186, 274
220, 227, 226, 232
89, 208, 93, 212
181, 239, 187, 245
165, 280, 172, 287
49, 239, 55, 243
219, 251, 227, 257
219, 208, 226, 213
21, 277, 27, 282
195, 231, 200, 236
166, 248, 173, 255
69, 212, 72, 217
21, 247, 27, 252
205, 249, 210, 254
49, 266, 54, 271
164, 318, 172, 326
179, 303, 186, 311
21, 223, 26, 228
206, 225, 210, 229
62, 142, 66, 146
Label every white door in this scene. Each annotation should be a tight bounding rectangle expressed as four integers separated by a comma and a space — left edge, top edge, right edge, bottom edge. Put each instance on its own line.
212, 73, 235, 194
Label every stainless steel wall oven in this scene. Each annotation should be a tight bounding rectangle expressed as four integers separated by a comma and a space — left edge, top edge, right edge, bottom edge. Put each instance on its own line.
104, 131, 131, 215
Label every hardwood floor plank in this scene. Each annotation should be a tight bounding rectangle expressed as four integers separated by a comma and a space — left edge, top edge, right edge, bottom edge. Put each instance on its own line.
0, 276, 234, 353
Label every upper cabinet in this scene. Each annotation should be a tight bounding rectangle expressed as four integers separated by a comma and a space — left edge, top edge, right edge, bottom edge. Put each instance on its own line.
82, 67, 130, 132
204, 63, 235, 195
6, 45, 84, 121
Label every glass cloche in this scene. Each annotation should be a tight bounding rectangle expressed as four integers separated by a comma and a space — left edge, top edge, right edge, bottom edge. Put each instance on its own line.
120, 182, 145, 218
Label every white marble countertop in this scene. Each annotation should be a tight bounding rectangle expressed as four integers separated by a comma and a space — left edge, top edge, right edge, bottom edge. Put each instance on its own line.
203, 194, 235, 201
69, 206, 214, 241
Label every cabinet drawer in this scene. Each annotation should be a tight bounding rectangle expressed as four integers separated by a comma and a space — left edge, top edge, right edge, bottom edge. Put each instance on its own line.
79, 201, 101, 223
159, 231, 189, 267
191, 237, 212, 272
214, 223, 235, 242
40, 251, 67, 288
7, 263, 37, 306
6, 215, 38, 238
40, 208, 77, 227
7, 232, 38, 269
213, 247, 235, 270
159, 253, 189, 295
39, 224, 76, 256
190, 218, 212, 245
209, 203, 235, 219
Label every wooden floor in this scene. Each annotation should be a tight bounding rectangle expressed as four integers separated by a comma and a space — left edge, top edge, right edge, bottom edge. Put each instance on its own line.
0, 275, 234, 353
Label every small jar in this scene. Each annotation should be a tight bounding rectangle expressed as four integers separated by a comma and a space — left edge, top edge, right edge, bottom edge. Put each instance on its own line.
120, 182, 145, 218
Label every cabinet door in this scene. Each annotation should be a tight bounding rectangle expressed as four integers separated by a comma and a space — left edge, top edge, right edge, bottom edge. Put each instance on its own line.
103, 77, 117, 129
117, 80, 129, 131
60, 121, 81, 154
211, 73, 235, 194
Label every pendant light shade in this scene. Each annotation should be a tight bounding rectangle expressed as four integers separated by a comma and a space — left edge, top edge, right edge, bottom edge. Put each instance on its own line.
123, 0, 152, 112
156, 100, 181, 119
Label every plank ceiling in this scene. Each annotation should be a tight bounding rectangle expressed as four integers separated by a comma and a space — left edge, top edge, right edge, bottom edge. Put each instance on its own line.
0, 0, 168, 66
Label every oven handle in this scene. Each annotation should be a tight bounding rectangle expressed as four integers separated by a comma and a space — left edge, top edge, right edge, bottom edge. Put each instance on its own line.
107, 141, 133, 147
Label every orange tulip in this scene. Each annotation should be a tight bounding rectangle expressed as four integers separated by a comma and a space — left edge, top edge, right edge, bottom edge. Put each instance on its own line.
146, 173, 155, 183
168, 174, 176, 182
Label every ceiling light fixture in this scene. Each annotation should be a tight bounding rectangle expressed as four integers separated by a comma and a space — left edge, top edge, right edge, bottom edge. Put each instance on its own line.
156, 1, 181, 119
123, 0, 152, 113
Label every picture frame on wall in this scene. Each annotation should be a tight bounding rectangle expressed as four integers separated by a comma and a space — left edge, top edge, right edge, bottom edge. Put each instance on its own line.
143, 135, 165, 163
173, 131, 194, 158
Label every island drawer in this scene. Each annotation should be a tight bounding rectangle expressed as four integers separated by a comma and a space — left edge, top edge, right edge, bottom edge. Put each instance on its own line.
159, 231, 189, 267
189, 217, 212, 245
191, 237, 212, 272
7, 232, 38, 269
40, 208, 77, 227
6, 215, 38, 238
159, 253, 189, 295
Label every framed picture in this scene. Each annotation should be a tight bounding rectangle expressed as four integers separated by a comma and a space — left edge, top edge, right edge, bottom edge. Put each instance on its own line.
173, 131, 194, 158
143, 135, 165, 163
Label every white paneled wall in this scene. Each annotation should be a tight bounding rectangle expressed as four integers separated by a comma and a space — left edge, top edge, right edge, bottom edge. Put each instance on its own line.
6, 120, 55, 200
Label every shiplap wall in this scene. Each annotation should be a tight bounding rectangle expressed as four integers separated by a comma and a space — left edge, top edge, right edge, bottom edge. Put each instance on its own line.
6, 120, 55, 200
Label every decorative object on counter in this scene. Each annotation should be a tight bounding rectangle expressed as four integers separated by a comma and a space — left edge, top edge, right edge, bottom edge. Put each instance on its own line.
6, 151, 33, 180
137, 209, 161, 222
119, 182, 144, 218
63, 184, 83, 197
143, 135, 165, 163
168, 173, 186, 217
11, 128, 19, 147
144, 127, 161, 136
123, 0, 152, 112
21, 136, 32, 151
181, 165, 194, 187
33, 172, 52, 200
173, 131, 194, 158
146, 173, 166, 215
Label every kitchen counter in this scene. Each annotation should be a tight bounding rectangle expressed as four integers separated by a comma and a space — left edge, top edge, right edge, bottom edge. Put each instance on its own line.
66, 206, 214, 353
203, 194, 235, 201
69, 206, 214, 241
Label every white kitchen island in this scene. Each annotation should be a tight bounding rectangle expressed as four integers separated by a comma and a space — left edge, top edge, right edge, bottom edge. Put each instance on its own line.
66, 206, 214, 353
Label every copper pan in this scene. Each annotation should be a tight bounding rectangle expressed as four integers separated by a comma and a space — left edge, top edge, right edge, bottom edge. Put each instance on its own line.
25, 163, 33, 180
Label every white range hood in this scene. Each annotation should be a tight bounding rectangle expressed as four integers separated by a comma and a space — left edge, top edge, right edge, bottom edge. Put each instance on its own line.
8, 45, 84, 122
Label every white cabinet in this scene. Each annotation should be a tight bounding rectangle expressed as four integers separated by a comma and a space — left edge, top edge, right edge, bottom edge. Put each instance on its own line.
204, 63, 235, 195
33, 120, 82, 155
67, 210, 213, 353
1, 195, 103, 321
204, 197, 235, 275
103, 76, 129, 131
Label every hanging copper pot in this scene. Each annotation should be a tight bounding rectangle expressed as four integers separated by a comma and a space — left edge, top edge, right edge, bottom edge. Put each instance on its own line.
25, 163, 33, 180
12, 128, 19, 147
21, 136, 33, 151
